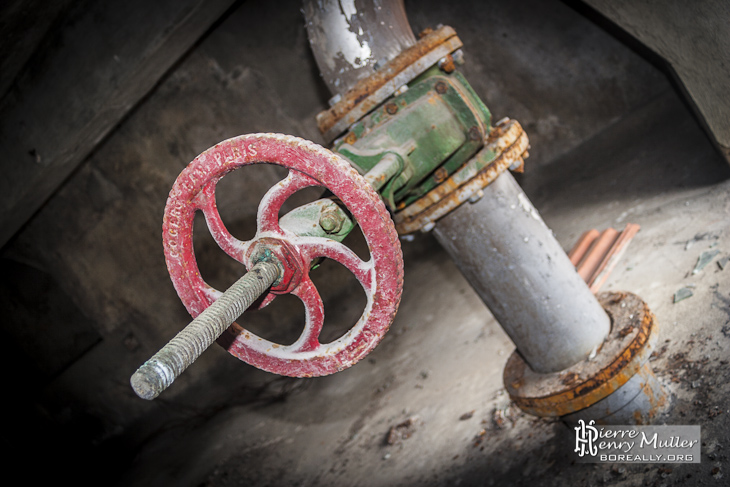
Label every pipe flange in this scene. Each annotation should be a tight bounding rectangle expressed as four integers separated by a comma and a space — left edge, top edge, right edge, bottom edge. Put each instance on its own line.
504, 291, 659, 417
393, 118, 529, 235
316, 25, 463, 143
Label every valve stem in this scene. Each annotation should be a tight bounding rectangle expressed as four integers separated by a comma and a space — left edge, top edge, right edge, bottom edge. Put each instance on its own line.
131, 261, 280, 400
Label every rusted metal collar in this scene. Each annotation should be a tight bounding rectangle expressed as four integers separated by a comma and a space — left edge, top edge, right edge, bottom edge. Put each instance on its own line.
316, 25, 463, 142
394, 118, 529, 234
504, 291, 659, 418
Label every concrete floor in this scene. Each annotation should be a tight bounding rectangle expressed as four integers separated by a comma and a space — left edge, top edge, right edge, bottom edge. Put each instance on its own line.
3, 1, 730, 486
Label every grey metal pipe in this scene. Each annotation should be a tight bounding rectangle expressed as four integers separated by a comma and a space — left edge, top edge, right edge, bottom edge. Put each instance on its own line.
433, 172, 611, 373
303, 0, 416, 98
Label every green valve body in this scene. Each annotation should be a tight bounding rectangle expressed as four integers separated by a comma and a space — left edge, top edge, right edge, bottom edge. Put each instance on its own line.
334, 67, 491, 211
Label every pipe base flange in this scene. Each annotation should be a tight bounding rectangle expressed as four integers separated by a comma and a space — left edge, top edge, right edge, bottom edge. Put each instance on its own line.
504, 291, 660, 418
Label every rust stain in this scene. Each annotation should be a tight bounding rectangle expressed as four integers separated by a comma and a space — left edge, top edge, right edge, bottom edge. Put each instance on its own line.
343, 132, 357, 145
561, 372, 580, 386
370, 170, 392, 187
618, 324, 635, 338
438, 54, 456, 73
633, 409, 645, 425
638, 362, 667, 421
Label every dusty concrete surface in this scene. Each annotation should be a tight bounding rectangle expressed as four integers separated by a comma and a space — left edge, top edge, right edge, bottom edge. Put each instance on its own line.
2, 1, 729, 486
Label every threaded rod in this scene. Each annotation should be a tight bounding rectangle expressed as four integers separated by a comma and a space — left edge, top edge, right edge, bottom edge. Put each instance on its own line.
131, 261, 280, 400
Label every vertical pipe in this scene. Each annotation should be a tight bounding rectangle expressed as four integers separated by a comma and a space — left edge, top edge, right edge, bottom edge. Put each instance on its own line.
303, 0, 416, 97
433, 172, 611, 373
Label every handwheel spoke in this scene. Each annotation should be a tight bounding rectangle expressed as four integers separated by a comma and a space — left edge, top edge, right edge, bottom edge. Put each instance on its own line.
194, 181, 249, 262
257, 170, 319, 234
289, 278, 325, 352
295, 236, 375, 290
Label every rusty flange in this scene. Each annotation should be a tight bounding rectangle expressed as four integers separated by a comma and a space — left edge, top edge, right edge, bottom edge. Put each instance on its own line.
504, 291, 659, 417
394, 118, 529, 234
316, 25, 463, 142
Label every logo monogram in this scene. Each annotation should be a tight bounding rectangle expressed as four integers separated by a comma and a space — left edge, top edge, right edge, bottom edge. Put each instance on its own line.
575, 419, 599, 457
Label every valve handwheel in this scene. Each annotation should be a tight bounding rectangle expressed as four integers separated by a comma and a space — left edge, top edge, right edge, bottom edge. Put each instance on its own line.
162, 133, 404, 377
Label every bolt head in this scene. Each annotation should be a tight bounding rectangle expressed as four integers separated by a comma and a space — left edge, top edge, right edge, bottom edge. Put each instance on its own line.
328, 93, 342, 107
438, 55, 456, 73
468, 189, 484, 204
394, 84, 409, 96
509, 158, 525, 173
319, 210, 344, 234
343, 132, 357, 145
452, 49, 465, 65
433, 167, 448, 184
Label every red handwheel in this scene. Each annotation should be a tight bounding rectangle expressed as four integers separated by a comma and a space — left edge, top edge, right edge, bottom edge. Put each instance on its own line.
162, 133, 404, 377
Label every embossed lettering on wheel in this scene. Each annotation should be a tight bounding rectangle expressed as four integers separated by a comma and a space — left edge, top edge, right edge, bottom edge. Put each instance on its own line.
163, 133, 404, 377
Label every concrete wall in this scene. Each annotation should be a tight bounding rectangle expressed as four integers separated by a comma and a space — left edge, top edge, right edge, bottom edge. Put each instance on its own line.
582, 0, 730, 163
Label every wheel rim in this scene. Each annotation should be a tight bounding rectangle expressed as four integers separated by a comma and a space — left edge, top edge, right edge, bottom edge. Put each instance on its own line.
162, 133, 404, 377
